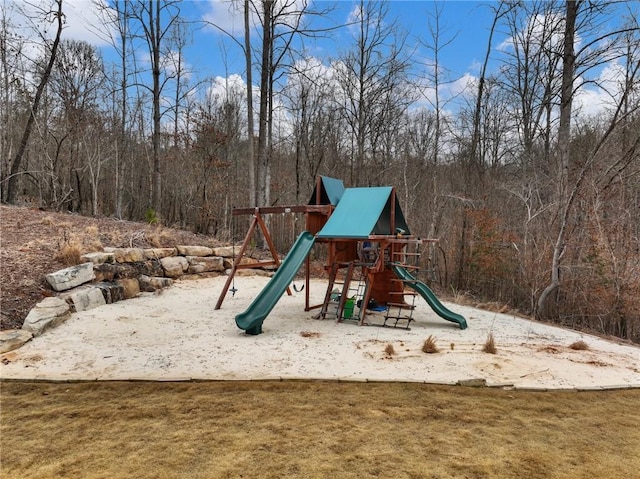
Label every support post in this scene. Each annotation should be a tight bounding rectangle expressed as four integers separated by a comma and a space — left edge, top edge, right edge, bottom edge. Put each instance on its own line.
215, 209, 292, 310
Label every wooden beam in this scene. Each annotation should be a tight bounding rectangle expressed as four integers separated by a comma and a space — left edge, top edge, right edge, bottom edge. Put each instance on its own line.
215, 214, 260, 310
390, 187, 396, 234
215, 210, 293, 310
232, 205, 332, 216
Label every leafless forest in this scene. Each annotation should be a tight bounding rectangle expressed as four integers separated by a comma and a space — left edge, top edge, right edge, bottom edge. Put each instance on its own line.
1, 1, 639, 341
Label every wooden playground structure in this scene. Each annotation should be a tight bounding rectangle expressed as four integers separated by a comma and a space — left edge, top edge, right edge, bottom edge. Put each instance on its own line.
216, 176, 467, 334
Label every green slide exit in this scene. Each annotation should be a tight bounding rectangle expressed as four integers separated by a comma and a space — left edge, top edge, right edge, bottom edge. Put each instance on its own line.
235, 231, 315, 335
391, 265, 468, 330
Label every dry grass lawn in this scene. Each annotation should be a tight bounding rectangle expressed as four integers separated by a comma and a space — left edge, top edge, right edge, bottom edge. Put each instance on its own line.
1, 381, 639, 478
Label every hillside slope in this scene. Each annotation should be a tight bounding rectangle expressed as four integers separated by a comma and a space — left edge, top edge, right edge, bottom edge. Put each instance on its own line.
0, 205, 218, 330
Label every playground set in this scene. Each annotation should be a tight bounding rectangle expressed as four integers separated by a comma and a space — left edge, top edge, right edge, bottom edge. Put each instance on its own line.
215, 176, 467, 335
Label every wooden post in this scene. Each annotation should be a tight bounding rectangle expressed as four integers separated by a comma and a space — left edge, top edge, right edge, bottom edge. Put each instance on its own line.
215, 213, 260, 310
215, 208, 292, 310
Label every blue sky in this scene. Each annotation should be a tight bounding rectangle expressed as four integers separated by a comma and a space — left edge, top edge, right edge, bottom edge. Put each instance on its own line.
3, 0, 539, 94
178, 0, 504, 115
8, 0, 638, 118
194, 1, 497, 81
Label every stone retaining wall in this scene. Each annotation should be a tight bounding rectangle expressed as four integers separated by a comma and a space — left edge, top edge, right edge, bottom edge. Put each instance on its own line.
0, 245, 264, 353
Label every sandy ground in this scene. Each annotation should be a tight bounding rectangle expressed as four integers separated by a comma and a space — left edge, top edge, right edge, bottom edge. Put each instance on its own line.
1, 275, 639, 390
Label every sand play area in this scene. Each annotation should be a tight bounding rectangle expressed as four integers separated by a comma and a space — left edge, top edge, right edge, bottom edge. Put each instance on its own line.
1, 275, 639, 390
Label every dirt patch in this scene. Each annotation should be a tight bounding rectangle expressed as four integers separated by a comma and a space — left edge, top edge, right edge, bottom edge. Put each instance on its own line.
300, 331, 321, 338
538, 345, 563, 354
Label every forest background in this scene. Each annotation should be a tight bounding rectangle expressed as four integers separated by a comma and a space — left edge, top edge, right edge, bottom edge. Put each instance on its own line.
1, 0, 639, 342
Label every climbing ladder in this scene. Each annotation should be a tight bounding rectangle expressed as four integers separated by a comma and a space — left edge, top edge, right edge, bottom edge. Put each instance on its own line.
380, 243, 422, 330
317, 237, 428, 329
317, 261, 365, 322
383, 279, 417, 329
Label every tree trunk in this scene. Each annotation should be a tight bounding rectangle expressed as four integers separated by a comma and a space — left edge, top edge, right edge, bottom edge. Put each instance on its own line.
244, 0, 255, 206
469, 1, 511, 178
6, 0, 63, 204
256, 0, 273, 207
150, 0, 162, 216
536, 0, 579, 317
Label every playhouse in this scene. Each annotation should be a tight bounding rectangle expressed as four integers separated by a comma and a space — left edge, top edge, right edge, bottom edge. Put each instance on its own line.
215, 176, 467, 335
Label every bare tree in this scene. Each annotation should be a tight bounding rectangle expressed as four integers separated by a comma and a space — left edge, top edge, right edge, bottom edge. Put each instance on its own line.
206, 0, 334, 208
46, 39, 106, 212
283, 58, 341, 201
244, 0, 256, 205
335, 0, 411, 186
419, 0, 460, 168
0, 3, 28, 199
165, 19, 198, 149
130, 0, 181, 218
255, 0, 274, 207
537, 0, 640, 319
5, 0, 64, 204
93, 0, 145, 218
534, 0, 581, 318
255, 0, 323, 206
468, 1, 514, 177
414, 1, 461, 273
500, 1, 563, 163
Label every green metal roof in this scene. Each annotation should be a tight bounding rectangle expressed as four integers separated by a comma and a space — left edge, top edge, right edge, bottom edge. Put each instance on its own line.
317, 187, 410, 238
308, 176, 345, 206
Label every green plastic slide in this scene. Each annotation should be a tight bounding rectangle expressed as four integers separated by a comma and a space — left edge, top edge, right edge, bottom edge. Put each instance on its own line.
391, 265, 468, 330
235, 231, 315, 335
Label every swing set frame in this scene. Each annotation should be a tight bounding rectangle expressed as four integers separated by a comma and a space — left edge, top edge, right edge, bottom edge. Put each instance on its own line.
214, 203, 334, 311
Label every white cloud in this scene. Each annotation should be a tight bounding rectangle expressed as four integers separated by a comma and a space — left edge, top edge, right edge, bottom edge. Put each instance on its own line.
345, 2, 363, 27
201, 0, 308, 38
497, 12, 567, 56
201, 0, 245, 37
573, 60, 630, 118
449, 73, 477, 97
291, 56, 335, 84
208, 73, 248, 102
7, 0, 116, 46
412, 72, 477, 113
59, 0, 116, 46
3, 0, 115, 89
161, 50, 192, 81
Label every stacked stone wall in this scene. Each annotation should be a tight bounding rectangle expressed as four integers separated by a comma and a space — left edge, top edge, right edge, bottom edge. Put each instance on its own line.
0, 245, 260, 353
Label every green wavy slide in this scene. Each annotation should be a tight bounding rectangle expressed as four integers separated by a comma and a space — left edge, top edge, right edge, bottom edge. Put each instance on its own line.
235, 231, 315, 335
391, 265, 468, 330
